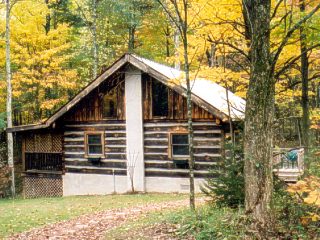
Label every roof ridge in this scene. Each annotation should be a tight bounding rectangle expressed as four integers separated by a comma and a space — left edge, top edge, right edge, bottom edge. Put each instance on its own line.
131, 53, 181, 73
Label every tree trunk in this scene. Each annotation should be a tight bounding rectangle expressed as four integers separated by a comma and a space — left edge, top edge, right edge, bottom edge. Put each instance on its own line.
165, 24, 170, 57
181, 15, 195, 212
300, 0, 310, 155
243, 0, 274, 229
128, 26, 136, 52
6, 0, 15, 198
44, 0, 51, 34
206, 43, 216, 68
174, 27, 180, 70
92, 0, 98, 78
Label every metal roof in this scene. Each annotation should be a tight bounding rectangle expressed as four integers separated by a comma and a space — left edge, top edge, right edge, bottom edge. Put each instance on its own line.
135, 55, 245, 120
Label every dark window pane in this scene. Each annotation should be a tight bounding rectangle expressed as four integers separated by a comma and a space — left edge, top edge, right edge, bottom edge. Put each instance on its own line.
173, 145, 189, 156
152, 80, 168, 117
172, 134, 188, 144
103, 88, 117, 118
88, 145, 102, 154
88, 134, 102, 144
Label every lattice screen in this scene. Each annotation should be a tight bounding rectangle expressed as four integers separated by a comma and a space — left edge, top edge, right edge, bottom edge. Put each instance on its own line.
52, 134, 63, 152
25, 133, 62, 153
24, 175, 63, 198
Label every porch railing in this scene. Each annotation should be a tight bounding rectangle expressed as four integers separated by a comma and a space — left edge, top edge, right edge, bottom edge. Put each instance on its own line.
273, 148, 304, 182
25, 152, 63, 172
273, 148, 304, 170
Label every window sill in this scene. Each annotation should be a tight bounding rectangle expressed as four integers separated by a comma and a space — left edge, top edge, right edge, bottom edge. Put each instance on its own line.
85, 155, 104, 159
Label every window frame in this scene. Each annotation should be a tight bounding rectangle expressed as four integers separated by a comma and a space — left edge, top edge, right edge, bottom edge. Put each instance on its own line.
151, 79, 169, 119
169, 132, 190, 159
102, 87, 118, 119
84, 131, 105, 158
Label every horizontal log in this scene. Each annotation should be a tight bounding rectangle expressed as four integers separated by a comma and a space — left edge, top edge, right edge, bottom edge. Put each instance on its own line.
105, 132, 126, 138
65, 126, 125, 131
145, 162, 217, 170
106, 137, 126, 141
144, 125, 221, 132
144, 155, 220, 162
105, 139, 126, 147
194, 148, 221, 154
145, 160, 218, 165
144, 148, 168, 154
143, 122, 216, 127
143, 133, 168, 138
105, 153, 126, 160
194, 132, 221, 138
144, 140, 168, 146
144, 145, 168, 149
64, 137, 85, 142
64, 146, 84, 152
64, 153, 85, 158
145, 170, 215, 178
65, 167, 127, 175
144, 137, 168, 141
64, 158, 126, 162
105, 147, 126, 153
194, 140, 221, 146
63, 141, 84, 146
66, 161, 126, 169
64, 131, 84, 136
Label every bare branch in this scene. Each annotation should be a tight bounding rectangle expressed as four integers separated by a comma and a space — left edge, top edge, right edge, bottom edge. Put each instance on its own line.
275, 43, 320, 80
209, 38, 250, 62
271, 0, 284, 20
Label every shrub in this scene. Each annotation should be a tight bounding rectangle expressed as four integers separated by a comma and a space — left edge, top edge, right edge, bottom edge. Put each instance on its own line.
272, 176, 320, 239
167, 205, 246, 240
201, 141, 244, 208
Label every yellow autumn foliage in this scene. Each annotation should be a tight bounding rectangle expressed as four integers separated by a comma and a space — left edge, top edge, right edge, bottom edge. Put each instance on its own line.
0, 0, 79, 121
287, 176, 320, 207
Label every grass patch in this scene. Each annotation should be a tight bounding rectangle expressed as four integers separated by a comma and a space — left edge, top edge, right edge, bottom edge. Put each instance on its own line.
106, 207, 181, 239
167, 205, 245, 240
106, 204, 245, 240
0, 193, 186, 238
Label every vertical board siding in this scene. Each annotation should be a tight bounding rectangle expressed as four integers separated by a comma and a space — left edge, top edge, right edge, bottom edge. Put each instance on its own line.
144, 121, 222, 178
63, 122, 127, 175
142, 75, 216, 121
63, 76, 126, 122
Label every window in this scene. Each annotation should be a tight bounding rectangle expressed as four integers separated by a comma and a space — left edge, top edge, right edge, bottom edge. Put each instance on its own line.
103, 88, 117, 118
171, 133, 189, 158
152, 79, 168, 117
85, 132, 104, 156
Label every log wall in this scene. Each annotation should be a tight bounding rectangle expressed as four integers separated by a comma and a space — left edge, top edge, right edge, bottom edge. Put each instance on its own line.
63, 121, 127, 176
144, 121, 222, 178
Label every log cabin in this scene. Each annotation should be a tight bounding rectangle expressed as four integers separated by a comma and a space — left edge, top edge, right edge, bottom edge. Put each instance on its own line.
8, 53, 246, 198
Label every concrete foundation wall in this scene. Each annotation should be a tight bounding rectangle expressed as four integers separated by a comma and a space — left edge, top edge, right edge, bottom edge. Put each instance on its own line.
63, 173, 128, 196
145, 177, 206, 193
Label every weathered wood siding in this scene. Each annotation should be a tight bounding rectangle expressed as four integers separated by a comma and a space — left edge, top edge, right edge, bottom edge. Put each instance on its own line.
142, 74, 215, 121
62, 73, 125, 122
63, 73, 216, 123
63, 121, 127, 175
144, 121, 222, 178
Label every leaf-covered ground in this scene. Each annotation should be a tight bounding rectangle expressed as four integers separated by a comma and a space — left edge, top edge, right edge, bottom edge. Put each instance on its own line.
0, 193, 186, 238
